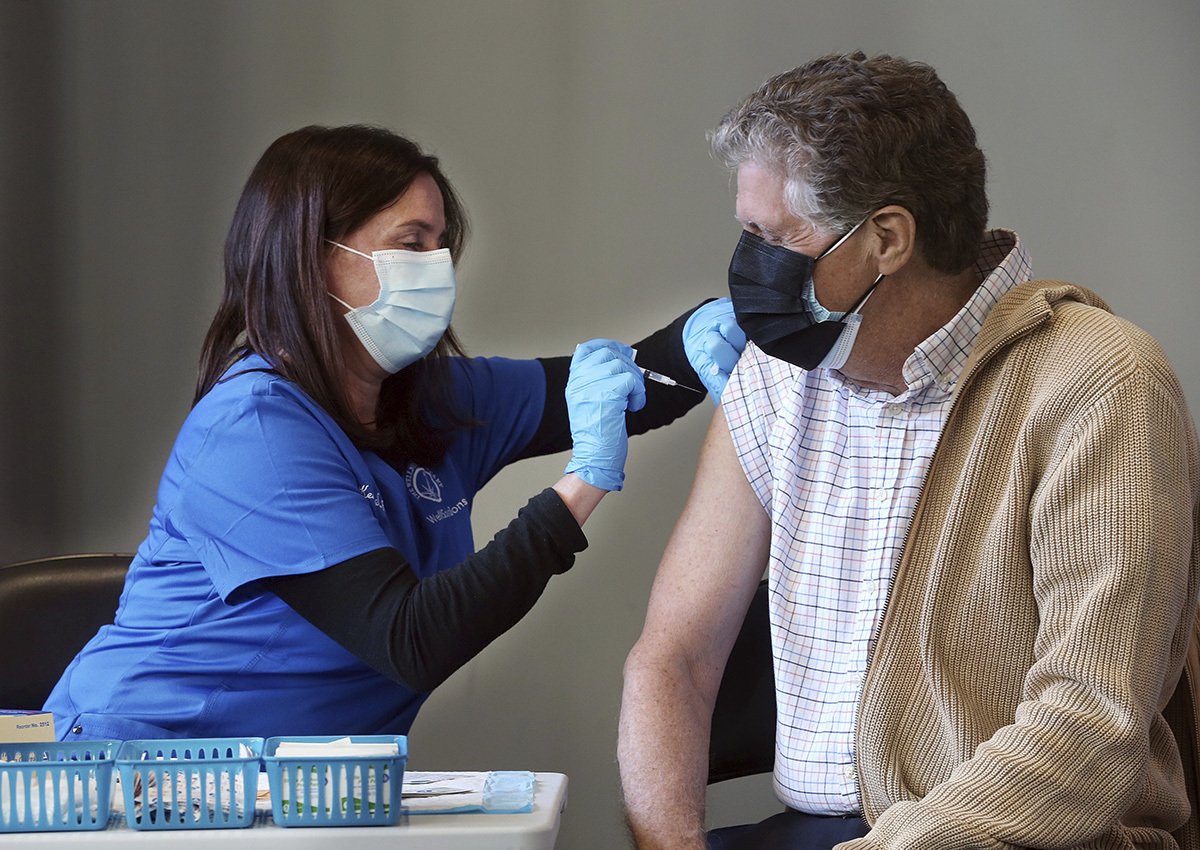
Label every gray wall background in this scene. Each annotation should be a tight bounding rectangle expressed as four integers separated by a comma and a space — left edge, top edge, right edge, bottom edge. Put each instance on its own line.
2, 1, 1197, 847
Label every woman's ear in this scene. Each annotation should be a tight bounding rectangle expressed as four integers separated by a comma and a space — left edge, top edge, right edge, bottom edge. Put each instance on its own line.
868, 205, 916, 276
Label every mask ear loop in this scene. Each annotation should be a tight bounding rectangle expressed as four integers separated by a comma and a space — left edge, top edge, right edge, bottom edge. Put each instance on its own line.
324, 240, 375, 311
817, 214, 883, 318
811, 216, 875, 319
816, 217, 868, 260
325, 238, 374, 260
845, 273, 885, 317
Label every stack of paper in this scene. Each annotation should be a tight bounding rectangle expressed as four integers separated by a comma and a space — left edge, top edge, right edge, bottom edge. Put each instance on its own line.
273, 737, 399, 758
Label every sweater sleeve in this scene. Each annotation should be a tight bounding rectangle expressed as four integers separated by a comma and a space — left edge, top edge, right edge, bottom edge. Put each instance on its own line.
516, 301, 713, 460
841, 368, 1199, 850
265, 488, 587, 693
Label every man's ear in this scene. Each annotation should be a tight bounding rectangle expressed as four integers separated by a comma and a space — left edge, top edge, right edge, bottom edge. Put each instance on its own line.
868, 205, 916, 276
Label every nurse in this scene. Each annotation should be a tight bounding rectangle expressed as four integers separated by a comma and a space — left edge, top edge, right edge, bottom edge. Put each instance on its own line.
45, 124, 743, 742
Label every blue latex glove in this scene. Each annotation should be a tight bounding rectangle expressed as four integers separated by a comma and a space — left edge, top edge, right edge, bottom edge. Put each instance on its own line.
682, 297, 747, 404
563, 339, 646, 491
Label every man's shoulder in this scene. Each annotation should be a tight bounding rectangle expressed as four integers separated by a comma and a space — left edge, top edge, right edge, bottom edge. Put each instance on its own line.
1019, 281, 1168, 363
982, 280, 1185, 407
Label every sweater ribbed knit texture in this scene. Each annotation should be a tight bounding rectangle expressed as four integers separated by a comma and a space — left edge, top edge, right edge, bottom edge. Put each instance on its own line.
836, 281, 1200, 850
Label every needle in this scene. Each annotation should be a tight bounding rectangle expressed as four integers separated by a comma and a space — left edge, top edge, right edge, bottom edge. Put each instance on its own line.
641, 367, 704, 393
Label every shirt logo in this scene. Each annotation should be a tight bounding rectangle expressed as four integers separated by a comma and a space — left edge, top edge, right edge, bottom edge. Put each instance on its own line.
405, 466, 443, 503
424, 498, 468, 525
358, 483, 385, 511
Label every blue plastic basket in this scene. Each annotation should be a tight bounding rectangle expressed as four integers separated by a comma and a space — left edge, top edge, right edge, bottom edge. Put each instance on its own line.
115, 737, 263, 830
0, 740, 118, 833
263, 735, 407, 827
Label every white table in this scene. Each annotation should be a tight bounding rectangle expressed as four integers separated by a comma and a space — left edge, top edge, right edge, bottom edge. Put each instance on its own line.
4, 772, 568, 849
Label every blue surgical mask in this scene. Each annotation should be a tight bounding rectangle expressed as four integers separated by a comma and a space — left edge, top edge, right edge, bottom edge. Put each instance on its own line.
800, 268, 866, 371
801, 278, 841, 323
326, 240, 457, 373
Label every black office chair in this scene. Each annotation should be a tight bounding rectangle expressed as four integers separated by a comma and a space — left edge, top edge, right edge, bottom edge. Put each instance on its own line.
708, 579, 776, 784
0, 553, 131, 709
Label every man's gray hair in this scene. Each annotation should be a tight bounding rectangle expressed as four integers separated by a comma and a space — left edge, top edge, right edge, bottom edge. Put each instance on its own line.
710, 52, 988, 274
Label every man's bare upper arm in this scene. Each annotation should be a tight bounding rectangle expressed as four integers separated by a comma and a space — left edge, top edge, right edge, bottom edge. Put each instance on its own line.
634, 408, 772, 702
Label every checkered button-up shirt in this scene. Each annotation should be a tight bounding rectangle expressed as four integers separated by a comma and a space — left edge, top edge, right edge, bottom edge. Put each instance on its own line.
722, 230, 1031, 814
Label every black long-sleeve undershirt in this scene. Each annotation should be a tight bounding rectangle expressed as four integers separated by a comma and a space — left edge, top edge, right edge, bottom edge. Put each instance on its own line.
265, 302, 712, 692
269, 489, 585, 692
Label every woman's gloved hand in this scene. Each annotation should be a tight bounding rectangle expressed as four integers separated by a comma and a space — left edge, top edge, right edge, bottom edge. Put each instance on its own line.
682, 297, 747, 403
563, 339, 646, 491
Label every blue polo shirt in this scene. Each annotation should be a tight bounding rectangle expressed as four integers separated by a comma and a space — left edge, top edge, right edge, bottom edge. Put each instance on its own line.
46, 352, 545, 741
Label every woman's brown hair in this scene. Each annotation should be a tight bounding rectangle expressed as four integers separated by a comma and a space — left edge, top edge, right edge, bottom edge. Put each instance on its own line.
195, 124, 472, 467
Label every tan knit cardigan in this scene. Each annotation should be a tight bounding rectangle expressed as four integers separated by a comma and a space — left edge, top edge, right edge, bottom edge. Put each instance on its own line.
839, 281, 1200, 850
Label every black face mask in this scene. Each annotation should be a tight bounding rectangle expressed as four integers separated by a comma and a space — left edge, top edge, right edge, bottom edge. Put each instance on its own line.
727, 229, 880, 370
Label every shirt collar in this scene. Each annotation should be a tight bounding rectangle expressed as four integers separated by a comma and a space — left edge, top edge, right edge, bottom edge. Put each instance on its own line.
900, 230, 1029, 398
827, 229, 1029, 402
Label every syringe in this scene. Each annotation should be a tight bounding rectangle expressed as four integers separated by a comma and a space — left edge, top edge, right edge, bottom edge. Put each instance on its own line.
629, 347, 705, 393
641, 367, 704, 393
